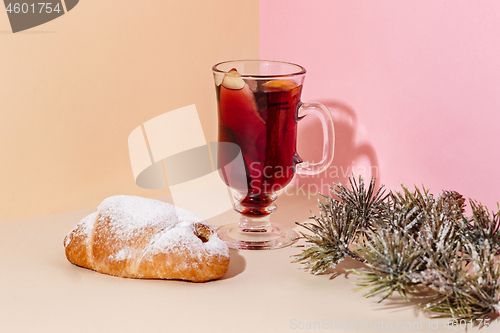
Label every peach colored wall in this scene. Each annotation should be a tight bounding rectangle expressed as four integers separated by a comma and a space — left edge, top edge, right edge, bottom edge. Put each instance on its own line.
0, 0, 259, 223
261, 0, 500, 210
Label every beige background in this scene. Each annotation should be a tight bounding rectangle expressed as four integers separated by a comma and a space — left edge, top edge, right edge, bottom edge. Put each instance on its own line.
0, 0, 259, 223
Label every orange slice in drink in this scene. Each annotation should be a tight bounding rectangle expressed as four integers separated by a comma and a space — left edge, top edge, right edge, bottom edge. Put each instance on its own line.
262, 79, 298, 91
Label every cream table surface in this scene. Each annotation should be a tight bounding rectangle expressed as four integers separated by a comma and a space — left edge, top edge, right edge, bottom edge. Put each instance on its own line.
0, 189, 480, 333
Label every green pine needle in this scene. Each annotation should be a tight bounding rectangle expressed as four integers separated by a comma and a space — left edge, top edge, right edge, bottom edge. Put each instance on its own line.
293, 175, 500, 323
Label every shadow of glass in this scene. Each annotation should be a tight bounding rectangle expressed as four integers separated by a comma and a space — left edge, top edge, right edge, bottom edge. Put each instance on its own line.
294, 99, 381, 193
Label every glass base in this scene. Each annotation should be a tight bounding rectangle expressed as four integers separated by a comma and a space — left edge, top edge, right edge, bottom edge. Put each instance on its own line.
216, 216, 299, 250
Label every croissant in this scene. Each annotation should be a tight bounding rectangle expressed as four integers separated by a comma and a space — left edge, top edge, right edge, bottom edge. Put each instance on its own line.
64, 195, 230, 282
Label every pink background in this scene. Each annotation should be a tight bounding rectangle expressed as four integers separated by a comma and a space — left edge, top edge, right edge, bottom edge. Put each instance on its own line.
261, 0, 500, 210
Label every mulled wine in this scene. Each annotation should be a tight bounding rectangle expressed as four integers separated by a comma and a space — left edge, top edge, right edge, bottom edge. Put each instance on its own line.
216, 71, 303, 216
212, 60, 335, 250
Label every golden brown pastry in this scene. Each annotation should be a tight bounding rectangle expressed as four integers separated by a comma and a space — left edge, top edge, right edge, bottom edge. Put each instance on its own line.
64, 195, 230, 282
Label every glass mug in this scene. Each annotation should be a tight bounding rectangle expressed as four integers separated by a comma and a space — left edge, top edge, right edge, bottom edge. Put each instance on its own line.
212, 60, 335, 250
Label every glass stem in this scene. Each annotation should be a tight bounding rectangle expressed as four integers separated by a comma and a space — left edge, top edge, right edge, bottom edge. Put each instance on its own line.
238, 215, 272, 233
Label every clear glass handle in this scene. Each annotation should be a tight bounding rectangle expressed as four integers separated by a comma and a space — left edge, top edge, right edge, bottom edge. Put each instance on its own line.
296, 102, 335, 175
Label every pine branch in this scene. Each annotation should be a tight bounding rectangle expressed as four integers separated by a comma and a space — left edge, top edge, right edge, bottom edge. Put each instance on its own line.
292, 176, 385, 274
459, 200, 500, 256
292, 175, 500, 323
293, 199, 364, 274
350, 227, 424, 302
421, 242, 500, 325
333, 176, 388, 229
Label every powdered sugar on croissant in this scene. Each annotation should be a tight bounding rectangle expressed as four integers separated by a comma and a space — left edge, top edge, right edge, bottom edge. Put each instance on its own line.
64, 195, 230, 282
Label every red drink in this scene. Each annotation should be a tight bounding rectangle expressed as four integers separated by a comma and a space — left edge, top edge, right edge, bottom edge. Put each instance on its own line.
216, 73, 303, 217
213, 60, 334, 250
